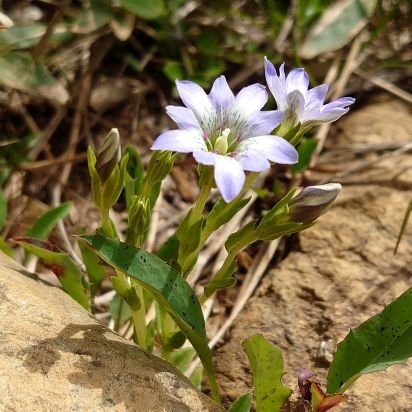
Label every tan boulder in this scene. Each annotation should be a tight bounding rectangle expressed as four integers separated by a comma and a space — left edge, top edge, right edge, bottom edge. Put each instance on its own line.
0, 252, 222, 412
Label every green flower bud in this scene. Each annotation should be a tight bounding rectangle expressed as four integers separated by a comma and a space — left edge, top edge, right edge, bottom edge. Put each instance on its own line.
288, 183, 342, 223
96, 128, 121, 184
126, 195, 151, 245
145, 150, 176, 186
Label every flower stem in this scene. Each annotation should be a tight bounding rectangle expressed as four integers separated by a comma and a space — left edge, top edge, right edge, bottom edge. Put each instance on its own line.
130, 278, 147, 350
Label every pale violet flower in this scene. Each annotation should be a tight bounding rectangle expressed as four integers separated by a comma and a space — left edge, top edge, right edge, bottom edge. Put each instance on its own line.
152, 76, 298, 202
264, 57, 355, 130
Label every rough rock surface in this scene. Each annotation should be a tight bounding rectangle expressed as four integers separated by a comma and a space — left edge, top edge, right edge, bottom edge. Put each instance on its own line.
0, 253, 222, 412
214, 97, 412, 411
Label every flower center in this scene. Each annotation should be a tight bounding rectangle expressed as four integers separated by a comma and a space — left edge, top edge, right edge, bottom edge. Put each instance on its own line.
213, 128, 230, 154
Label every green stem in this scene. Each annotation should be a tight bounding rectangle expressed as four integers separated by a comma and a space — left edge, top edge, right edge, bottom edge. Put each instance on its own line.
200, 231, 259, 304
131, 278, 147, 350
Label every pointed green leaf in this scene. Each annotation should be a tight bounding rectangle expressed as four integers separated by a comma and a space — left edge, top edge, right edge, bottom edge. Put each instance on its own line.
79, 241, 106, 296
204, 197, 251, 238
228, 393, 252, 412
243, 334, 292, 412
15, 238, 89, 310
292, 138, 318, 173
327, 287, 412, 393
168, 347, 196, 373
26, 202, 71, 240
204, 273, 237, 297
299, 0, 376, 59
119, 0, 164, 20
78, 234, 220, 402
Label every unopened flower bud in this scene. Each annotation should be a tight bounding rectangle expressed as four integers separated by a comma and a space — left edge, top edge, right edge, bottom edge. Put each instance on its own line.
288, 183, 341, 223
126, 195, 151, 245
96, 128, 121, 183
145, 150, 175, 185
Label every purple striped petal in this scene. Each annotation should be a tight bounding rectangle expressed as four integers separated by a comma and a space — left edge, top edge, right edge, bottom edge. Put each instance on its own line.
214, 155, 246, 202
209, 75, 234, 116
265, 58, 287, 110
304, 84, 328, 112
246, 110, 284, 135
176, 80, 213, 121
166, 105, 200, 130
193, 150, 218, 165
239, 135, 298, 164
286, 68, 309, 95
286, 90, 305, 117
232, 83, 268, 118
235, 150, 271, 172
152, 130, 207, 153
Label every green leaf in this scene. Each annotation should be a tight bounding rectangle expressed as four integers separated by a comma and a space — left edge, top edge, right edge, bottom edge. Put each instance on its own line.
204, 272, 237, 297
156, 234, 179, 263
15, 238, 89, 310
327, 287, 412, 394
0, 52, 68, 104
228, 393, 252, 412
299, 0, 376, 58
79, 241, 106, 296
78, 234, 220, 402
72, 0, 113, 33
225, 220, 258, 253
0, 23, 47, 50
124, 145, 144, 208
243, 334, 292, 412
204, 197, 251, 238
292, 138, 318, 173
26, 202, 71, 240
119, 0, 164, 20
164, 61, 184, 82
168, 347, 196, 373
0, 189, 7, 231
110, 292, 132, 326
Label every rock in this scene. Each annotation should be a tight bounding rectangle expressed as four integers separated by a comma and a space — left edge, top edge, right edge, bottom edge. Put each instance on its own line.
214, 98, 412, 411
0, 253, 222, 412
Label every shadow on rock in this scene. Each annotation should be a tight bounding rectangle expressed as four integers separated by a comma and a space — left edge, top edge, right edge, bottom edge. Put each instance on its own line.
20, 323, 190, 411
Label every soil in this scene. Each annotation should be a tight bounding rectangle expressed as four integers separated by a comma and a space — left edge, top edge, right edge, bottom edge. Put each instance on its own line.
213, 96, 412, 411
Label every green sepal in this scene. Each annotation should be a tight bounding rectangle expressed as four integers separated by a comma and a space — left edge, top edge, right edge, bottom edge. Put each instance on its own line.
102, 153, 129, 210
87, 147, 102, 208
225, 220, 258, 253
204, 275, 237, 297
204, 196, 251, 238
258, 188, 298, 228
257, 222, 313, 241
124, 145, 144, 207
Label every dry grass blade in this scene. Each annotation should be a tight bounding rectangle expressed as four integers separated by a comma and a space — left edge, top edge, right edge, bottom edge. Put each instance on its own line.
355, 69, 412, 104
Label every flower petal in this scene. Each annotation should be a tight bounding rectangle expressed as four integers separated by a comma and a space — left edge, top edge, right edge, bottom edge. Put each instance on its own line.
239, 135, 298, 164
286, 68, 309, 95
166, 105, 200, 130
209, 75, 234, 117
301, 97, 355, 123
286, 90, 305, 117
193, 150, 218, 165
246, 110, 284, 135
214, 155, 245, 202
304, 84, 328, 112
152, 130, 207, 153
176, 80, 213, 121
232, 83, 268, 118
264, 57, 287, 110
234, 150, 270, 172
